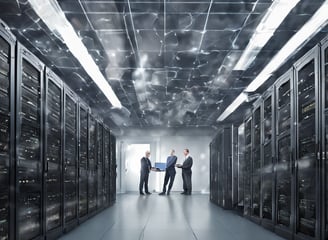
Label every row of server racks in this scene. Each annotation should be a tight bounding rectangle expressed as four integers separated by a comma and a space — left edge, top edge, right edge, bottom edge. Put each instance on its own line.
0, 20, 117, 240
210, 34, 328, 240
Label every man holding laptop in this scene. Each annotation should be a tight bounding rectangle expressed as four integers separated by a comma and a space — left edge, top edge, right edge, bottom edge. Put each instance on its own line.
158, 149, 177, 195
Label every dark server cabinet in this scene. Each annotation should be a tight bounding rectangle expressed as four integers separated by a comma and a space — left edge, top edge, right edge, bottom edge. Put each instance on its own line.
217, 132, 223, 206
275, 70, 293, 239
16, 43, 44, 240
210, 138, 219, 205
96, 121, 103, 209
44, 68, 63, 239
232, 126, 239, 209
252, 103, 261, 220
88, 115, 97, 213
223, 125, 237, 209
78, 103, 88, 220
244, 116, 252, 216
294, 47, 319, 239
237, 123, 245, 210
103, 127, 110, 207
0, 20, 15, 240
261, 88, 275, 230
322, 36, 328, 240
109, 133, 116, 204
63, 87, 78, 228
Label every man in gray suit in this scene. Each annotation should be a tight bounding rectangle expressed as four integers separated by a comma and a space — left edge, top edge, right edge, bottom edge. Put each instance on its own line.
139, 150, 152, 195
176, 149, 193, 195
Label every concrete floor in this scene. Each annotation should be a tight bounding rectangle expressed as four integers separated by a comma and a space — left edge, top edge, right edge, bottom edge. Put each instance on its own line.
59, 193, 284, 240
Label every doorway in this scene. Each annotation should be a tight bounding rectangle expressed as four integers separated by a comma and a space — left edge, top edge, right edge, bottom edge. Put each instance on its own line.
125, 144, 153, 192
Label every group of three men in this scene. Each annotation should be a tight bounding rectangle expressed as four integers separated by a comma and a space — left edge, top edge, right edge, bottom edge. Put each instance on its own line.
139, 149, 193, 195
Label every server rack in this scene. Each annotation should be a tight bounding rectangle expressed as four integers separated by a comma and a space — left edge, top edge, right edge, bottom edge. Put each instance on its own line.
321, 35, 328, 240
223, 125, 237, 209
44, 68, 63, 239
0, 20, 15, 240
252, 100, 262, 223
237, 123, 245, 210
244, 116, 252, 216
63, 86, 78, 230
274, 69, 294, 239
294, 46, 320, 240
261, 87, 276, 230
96, 120, 103, 209
217, 131, 223, 207
109, 133, 116, 205
103, 127, 111, 207
88, 115, 97, 213
16, 43, 44, 240
210, 137, 219, 205
232, 125, 239, 210
78, 102, 89, 222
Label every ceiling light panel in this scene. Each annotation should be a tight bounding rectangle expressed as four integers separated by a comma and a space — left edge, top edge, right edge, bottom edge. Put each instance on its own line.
28, 0, 122, 108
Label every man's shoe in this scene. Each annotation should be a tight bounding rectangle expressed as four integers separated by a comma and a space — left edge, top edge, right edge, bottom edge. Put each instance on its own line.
140, 192, 145, 195
181, 192, 186, 195
145, 192, 152, 195
159, 192, 165, 196
185, 192, 191, 195
167, 191, 170, 195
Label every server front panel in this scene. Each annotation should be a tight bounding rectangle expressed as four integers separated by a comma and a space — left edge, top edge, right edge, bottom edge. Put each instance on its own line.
244, 117, 252, 216
0, 28, 14, 240
16, 47, 44, 240
262, 94, 273, 221
44, 73, 63, 235
78, 106, 88, 218
64, 92, 78, 224
295, 51, 318, 238
88, 116, 97, 213
252, 107, 261, 218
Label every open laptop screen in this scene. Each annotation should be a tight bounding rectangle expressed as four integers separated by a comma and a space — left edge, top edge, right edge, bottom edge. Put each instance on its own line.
154, 162, 166, 171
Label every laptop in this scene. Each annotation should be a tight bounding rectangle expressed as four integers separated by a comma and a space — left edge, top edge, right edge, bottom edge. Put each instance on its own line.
154, 162, 166, 171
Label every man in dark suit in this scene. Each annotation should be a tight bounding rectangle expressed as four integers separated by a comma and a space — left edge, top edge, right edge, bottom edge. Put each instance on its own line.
176, 149, 193, 195
159, 149, 177, 196
139, 150, 152, 195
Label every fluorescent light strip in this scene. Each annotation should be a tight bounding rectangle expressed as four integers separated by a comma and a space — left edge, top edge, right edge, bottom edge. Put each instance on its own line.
234, 0, 300, 71
246, 1, 328, 92
217, 93, 248, 122
28, 0, 122, 108
218, 0, 328, 122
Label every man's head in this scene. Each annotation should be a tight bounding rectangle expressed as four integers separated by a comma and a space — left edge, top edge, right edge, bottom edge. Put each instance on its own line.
145, 151, 150, 157
183, 149, 189, 156
170, 149, 175, 155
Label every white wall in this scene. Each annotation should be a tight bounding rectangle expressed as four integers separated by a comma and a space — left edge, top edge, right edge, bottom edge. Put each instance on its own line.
116, 127, 214, 193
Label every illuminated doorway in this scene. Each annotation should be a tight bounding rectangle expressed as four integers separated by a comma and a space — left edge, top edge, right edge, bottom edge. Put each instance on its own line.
125, 144, 153, 192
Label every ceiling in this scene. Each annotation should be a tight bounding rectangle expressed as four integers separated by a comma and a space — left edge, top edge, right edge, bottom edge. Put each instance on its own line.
0, 0, 327, 131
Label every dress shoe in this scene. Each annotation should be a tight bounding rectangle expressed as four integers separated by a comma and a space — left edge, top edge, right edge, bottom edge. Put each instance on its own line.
145, 192, 152, 195
181, 192, 186, 195
167, 191, 170, 195
185, 193, 191, 195
159, 192, 166, 196
140, 192, 145, 195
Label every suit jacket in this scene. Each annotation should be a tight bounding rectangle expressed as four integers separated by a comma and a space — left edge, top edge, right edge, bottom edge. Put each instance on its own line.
140, 157, 152, 173
166, 155, 177, 175
181, 156, 193, 174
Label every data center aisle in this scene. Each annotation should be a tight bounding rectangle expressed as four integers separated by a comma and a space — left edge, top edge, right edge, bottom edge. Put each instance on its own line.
59, 193, 284, 240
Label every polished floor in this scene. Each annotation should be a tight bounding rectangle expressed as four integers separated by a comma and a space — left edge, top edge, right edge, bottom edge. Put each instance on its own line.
59, 193, 284, 240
